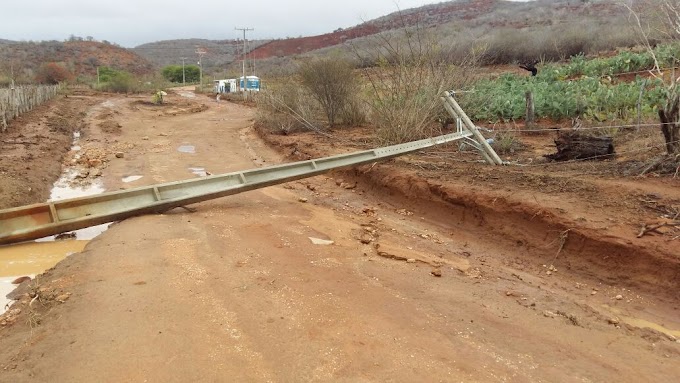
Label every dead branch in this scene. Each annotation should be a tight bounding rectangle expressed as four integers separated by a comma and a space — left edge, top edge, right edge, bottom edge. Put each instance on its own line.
637, 221, 680, 238
549, 229, 572, 265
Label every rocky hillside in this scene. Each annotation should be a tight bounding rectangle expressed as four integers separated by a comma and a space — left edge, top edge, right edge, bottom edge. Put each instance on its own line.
133, 38, 270, 72
249, 0, 624, 60
0, 40, 154, 81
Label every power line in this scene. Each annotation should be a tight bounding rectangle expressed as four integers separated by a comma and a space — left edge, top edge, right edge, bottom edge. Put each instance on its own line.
196, 48, 207, 88
235, 27, 254, 94
482, 122, 675, 133
180, 57, 187, 86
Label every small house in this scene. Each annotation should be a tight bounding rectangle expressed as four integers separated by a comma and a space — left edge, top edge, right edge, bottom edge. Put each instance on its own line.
214, 79, 237, 94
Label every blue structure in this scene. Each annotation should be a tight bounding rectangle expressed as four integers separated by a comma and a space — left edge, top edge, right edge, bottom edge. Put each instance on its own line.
239, 76, 260, 92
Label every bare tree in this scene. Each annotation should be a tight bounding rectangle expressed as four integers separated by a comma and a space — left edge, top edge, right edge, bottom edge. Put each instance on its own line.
351, 21, 480, 144
623, 0, 680, 154
299, 58, 355, 127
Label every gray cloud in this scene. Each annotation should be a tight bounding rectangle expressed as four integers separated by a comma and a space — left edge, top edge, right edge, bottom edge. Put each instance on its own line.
1, 0, 441, 47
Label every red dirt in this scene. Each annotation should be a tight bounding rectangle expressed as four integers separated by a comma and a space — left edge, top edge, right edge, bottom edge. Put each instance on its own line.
0, 93, 678, 381
255, 125, 680, 303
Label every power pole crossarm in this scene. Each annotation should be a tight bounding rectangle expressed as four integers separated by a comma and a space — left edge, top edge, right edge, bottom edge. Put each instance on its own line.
195, 49, 207, 90
180, 57, 187, 86
235, 27, 254, 93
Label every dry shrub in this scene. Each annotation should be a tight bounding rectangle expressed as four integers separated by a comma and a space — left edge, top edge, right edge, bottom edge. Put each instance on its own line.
491, 130, 525, 155
353, 27, 478, 144
299, 58, 365, 127
256, 79, 322, 135
35, 62, 73, 84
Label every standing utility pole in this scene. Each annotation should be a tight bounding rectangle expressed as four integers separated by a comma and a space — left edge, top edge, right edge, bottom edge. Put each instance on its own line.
195, 48, 207, 90
180, 57, 187, 86
235, 27, 254, 93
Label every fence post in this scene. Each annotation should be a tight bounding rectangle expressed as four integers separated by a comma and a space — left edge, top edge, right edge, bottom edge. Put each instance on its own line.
525, 90, 535, 130
0, 85, 60, 130
636, 80, 647, 132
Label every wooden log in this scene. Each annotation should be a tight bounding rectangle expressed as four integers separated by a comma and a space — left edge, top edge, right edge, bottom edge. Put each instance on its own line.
545, 132, 615, 161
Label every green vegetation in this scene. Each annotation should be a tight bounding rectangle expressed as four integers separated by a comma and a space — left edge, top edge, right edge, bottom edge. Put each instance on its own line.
543, 45, 680, 80
96, 67, 138, 93
161, 65, 200, 83
463, 47, 680, 123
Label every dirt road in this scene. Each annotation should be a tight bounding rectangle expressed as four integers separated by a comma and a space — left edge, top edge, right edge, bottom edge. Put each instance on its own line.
1, 90, 679, 382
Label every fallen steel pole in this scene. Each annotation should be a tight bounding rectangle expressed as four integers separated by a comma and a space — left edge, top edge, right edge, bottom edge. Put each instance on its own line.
0, 130, 478, 245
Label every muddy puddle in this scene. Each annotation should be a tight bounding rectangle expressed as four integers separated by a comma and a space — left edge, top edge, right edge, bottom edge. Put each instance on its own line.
2, 130, 108, 312
178, 145, 196, 154
603, 304, 680, 339
122, 175, 144, 183
1, 241, 88, 310
189, 167, 208, 177
39, 129, 109, 241
38, 168, 108, 242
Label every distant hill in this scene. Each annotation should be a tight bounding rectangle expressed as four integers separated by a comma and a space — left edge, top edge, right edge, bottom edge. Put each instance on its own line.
133, 38, 270, 73
249, 0, 625, 60
0, 40, 154, 82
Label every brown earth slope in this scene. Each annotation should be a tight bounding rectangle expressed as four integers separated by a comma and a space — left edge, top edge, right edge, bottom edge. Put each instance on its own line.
0, 41, 154, 82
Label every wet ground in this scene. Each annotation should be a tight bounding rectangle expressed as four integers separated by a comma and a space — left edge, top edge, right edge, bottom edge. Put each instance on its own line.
0, 89, 678, 382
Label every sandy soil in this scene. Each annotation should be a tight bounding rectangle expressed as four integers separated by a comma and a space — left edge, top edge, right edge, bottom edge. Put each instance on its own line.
0, 88, 679, 382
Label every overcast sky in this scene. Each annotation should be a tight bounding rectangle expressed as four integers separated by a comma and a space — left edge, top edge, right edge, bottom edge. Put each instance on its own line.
0, 0, 531, 47
0, 0, 437, 47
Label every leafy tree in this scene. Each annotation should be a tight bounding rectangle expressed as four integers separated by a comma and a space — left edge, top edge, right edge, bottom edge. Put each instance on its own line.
35, 62, 73, 84
161, 65, 200, 83
96, 67, 137, 93
98, 66, 120, 83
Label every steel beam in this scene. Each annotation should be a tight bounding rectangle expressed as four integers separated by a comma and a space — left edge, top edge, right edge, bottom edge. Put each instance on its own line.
0, 130, 477, 245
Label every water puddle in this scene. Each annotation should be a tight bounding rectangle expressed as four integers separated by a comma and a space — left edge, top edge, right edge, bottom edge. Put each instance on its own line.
38, 169, 109, 241
189, 167, 208, 177
70, 131, 82, 152
122, 175, 144, 183
48, 169, 106, 201
603, 304, 680, 339
621, 316, 680, 338
1, 241, 88, 310
178, 145, 196, 154
178, 91, 196, 99
36, 133, 109, 242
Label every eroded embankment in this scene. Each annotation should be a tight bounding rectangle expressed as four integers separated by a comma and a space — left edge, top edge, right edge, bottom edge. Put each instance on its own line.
256, 127, 680, 301
342, 165, 680, 299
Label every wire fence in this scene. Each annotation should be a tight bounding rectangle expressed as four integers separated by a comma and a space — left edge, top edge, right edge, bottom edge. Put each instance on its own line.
421, 136, 680, 172
0, 85, 60, 132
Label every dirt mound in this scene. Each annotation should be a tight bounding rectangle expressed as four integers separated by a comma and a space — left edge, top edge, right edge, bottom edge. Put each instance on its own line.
98, 120, 122, 134
128, 99, 208, 116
